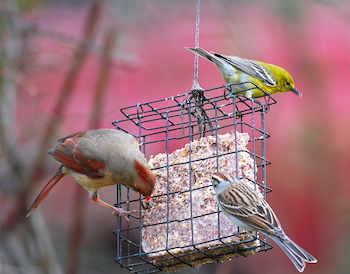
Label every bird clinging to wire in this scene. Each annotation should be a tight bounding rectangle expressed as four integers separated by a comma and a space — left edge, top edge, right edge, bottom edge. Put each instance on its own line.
186, 47, 302, 98
27, 129, 156, 220
211, 172, 317, 272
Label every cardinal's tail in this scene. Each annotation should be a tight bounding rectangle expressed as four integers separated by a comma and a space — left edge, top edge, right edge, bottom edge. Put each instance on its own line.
26, 166, 66, 217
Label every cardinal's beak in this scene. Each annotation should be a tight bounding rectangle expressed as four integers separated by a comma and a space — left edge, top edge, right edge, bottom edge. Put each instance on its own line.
144, 195, 151, 201
292, 88, 303, 97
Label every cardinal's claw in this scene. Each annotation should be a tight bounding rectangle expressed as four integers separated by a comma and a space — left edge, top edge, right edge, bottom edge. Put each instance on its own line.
112, 207, 139, 221
112, 208, 131, 221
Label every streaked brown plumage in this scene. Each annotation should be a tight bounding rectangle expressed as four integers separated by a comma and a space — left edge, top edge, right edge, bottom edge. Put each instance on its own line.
27, 129, 155, 220
212, 172, 317, 272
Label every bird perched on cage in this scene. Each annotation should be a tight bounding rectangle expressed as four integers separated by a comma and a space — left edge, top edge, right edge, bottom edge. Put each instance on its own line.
26, 129, 155, 220
211, 172, 317, 272
186, 47, 302, 98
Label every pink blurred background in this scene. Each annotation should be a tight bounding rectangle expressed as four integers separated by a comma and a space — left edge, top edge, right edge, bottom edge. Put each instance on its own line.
1, 1, 349, 273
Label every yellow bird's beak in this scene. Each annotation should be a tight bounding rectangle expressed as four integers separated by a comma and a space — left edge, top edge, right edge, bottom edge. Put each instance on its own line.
292, 88, 303, 97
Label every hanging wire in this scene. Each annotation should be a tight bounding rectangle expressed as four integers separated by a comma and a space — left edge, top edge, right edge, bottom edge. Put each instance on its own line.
182, 0, 215, 137
193, 0, 201, 87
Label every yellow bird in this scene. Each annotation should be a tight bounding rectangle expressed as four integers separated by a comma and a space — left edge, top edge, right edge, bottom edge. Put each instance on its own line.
186, 47, 302, 98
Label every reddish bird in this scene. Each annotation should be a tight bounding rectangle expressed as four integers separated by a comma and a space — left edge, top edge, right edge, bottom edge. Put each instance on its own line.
27, 129, 155, 220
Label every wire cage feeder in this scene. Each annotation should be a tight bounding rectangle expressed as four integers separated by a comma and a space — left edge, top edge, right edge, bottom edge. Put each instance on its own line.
113, 85, 276, 273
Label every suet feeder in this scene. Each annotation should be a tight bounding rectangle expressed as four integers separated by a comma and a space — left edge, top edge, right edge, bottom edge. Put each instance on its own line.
113, 85, 275, 273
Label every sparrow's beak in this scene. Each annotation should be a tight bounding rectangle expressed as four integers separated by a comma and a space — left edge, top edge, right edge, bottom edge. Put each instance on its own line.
292, 88, 303, 97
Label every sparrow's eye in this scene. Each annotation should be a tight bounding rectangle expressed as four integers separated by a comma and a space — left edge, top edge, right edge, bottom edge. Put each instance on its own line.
211, 177, 219, 186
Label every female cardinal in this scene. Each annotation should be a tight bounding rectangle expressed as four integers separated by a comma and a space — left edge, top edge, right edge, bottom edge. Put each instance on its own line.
27, 129, 155, 220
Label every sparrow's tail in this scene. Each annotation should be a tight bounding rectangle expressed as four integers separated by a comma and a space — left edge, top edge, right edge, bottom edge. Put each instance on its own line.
272, 235, 317, 272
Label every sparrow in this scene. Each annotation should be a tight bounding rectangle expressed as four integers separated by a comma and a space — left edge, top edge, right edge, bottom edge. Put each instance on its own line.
186, 47, 302, 98
211, 172, 317, 272
27, 129, 156, 220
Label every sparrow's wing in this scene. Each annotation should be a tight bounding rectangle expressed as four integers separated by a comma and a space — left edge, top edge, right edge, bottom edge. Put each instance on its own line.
218, 183, 282, 235
49, 131, 106, 178
213, 53, 276, 86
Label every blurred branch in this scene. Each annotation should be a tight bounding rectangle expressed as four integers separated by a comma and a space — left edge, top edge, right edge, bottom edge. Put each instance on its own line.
1, 1, 103, 274
3, 1, 102, 231
0, 1, 64, 273
67, 26, 117, 274
0, 1, 30, 195
0, 0, 31, 241
66, 6, 118, 274
90, 27, 118, 129
33, 2, 102, 170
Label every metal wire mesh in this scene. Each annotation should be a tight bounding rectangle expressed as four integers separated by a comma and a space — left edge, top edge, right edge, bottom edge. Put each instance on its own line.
112, 85, 276, 273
